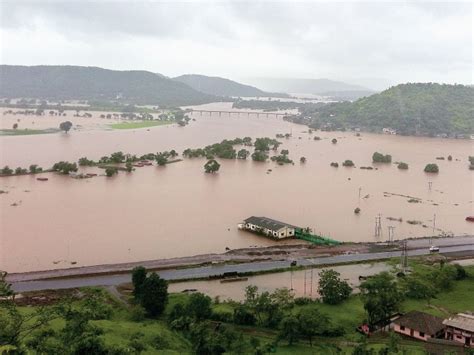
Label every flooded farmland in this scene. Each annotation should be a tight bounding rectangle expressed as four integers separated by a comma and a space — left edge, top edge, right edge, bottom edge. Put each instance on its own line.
1, 103, 473, 273
168, 262, 391, 301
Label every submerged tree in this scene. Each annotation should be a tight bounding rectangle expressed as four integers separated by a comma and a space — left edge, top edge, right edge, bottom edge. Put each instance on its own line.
204, 159, 220, 173
424, 163, 439, 173
59, 121, 73, 133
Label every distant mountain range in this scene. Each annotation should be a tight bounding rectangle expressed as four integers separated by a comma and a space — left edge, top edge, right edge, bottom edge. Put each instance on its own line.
243, 77, 375, 96
173, 74, 288, 98
0, 65, 217, 107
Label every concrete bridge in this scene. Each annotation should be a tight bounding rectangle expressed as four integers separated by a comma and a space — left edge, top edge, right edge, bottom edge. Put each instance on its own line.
189, 109, 289, 118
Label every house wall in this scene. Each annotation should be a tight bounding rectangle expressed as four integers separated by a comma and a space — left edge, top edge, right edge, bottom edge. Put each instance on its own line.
244, 223, 294, 239
394, 324, 430, 341
445, 327, 473, 347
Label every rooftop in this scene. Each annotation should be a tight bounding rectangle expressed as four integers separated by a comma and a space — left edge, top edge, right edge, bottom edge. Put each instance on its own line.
244, 216, 299, 231
393, 311, 445, 335
443, 313, 474, 333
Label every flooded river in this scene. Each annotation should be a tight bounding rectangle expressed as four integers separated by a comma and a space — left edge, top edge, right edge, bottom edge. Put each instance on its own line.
169, 262, 391, 301
1, 103, 473, 273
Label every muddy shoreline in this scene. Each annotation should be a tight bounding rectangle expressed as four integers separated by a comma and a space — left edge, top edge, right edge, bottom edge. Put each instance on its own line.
6, 235, 473, 283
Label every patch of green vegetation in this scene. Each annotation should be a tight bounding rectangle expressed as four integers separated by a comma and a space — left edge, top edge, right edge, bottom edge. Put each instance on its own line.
0, 128, 60, 136
109, 120, 175, 130
293, 83, 474, 136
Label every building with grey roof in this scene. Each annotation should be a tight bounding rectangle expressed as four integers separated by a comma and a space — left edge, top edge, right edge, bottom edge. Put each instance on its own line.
241, 216, 299, 239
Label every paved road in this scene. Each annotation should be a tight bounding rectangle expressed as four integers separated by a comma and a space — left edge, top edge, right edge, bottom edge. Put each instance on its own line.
11, 244, 474, 293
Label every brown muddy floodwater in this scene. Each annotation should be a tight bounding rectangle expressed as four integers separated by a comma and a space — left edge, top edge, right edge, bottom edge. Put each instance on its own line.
0, 103, 473, 273
169, 262, 391, 301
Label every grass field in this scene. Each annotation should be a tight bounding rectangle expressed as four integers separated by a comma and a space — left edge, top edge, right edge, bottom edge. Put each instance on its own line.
0, 128, 60, 136
109, 120, 174, 130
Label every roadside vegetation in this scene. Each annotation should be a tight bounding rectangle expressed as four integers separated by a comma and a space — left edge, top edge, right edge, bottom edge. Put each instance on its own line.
2, 259, 472, 354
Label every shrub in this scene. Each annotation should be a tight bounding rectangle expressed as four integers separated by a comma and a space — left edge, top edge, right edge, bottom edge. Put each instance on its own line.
342, 160, 354, 167
1, 166, 12, 175
78, 157, 95, 166
233, 305, 256, 325
424, 163, 439, 173
397, 162, 409, 169
372, 152, 392, 163
331, 138, 337, 144
29, 164, 42, 173
52, 161, 78, 174
204, 159, 220, 173
15, 167, 27, 174
354, 207, 361, 214
251, 150, 268, 162
330, 162, 339, 168
129, 305, 146, 322
105, 167, 118, 177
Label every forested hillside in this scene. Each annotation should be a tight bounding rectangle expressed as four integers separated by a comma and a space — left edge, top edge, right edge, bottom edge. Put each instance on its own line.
0, 65, 217, 107
299, 83, 474, 136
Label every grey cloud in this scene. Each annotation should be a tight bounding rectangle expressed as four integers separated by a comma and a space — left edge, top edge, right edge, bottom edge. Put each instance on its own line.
0, 1, 471, 85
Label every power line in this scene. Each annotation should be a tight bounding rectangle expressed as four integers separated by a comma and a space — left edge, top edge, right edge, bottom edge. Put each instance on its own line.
374, 214, 382, 237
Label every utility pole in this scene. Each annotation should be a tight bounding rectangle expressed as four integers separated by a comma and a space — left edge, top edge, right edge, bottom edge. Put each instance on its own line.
304, 271, 307, 296
290, 269, 293, 291
358, 187, 362, 201
310, 268, 313, 297
428, 181, 432, 191
400, 240, 408, 272
375, 214, 382, 237
388, 226, 395, 244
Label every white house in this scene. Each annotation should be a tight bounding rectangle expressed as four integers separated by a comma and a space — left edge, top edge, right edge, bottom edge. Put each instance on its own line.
242, 216, 298, 239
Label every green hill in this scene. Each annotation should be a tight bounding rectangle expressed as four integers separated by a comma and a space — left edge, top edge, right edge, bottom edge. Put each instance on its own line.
173, 74, 288, 98
300, 83, 474, 136
0, 65, 218, 107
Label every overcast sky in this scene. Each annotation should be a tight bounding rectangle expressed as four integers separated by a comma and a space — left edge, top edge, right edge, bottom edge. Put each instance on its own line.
0, 1, 472, 88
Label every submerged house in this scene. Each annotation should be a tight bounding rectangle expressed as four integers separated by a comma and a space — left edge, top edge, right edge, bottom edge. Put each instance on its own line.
393, 311, 445, 341
443, 313, 474, 347
241, 216, 298, 239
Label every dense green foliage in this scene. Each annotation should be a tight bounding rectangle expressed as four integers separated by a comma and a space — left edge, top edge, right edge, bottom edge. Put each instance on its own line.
372, 152, 392, 163
359, 272, 403, 327
1, 262, 473, 354
52, 161, 78, 174
1, 166, 13, 175
104, 167, 118, 177
318, 269, 352, 305
424, 163, 439, 173
59, 121, 73, 133
397, 162, 409, 170
251, 150, 269, 162
297, 83, 474, 136
141, 273, 169, 317
0, 65, 218, 107
204, 159, 220, 173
